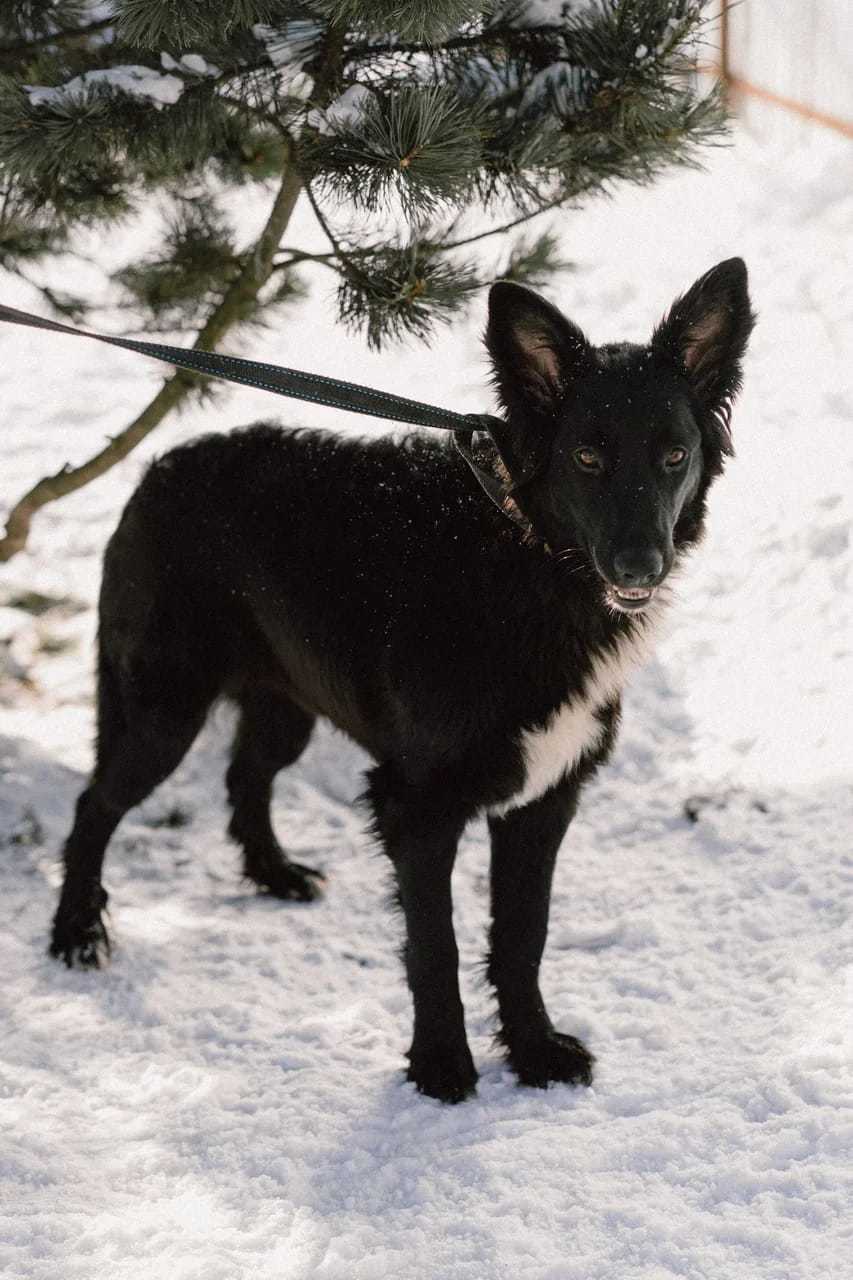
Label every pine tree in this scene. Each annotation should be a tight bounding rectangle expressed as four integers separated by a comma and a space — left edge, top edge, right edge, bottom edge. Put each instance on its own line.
0, 1, 725, 559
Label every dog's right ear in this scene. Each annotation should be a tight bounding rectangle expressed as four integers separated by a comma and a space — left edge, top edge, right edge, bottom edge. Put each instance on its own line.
651, 258, 755, 454
486, 281, 592, 419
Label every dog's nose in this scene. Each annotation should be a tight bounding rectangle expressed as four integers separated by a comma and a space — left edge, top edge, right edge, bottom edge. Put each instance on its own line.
612, 548, 664, 587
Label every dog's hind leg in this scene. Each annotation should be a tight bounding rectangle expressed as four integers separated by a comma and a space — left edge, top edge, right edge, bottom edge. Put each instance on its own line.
225, 685, 324, 901
51, 648, 217, 968
366, 763, 476, 1103
487, 774, 595, 1089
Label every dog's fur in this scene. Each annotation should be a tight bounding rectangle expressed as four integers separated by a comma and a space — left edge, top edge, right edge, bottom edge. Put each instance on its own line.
50, 259, 754, 1102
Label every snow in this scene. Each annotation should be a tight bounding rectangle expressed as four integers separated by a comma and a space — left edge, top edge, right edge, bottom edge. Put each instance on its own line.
160, 53, 220, 79
308, 84, 374, 136
27, 55, 221, 112
27, 65, 185, 110
1, 126, 851, 1277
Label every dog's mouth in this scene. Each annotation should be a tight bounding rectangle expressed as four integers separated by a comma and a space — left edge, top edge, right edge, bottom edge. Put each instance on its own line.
604, 583, 658, 613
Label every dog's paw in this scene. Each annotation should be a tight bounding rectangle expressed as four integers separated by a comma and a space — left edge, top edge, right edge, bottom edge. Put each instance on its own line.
49, 884, 110, 969
406, 1041, 478, 1104
49, 904, 111, 969
247, 856, 326, 902
508, 1029, 595, 1089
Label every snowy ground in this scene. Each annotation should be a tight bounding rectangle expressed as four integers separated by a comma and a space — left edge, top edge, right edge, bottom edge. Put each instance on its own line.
1, 126, 851, 1279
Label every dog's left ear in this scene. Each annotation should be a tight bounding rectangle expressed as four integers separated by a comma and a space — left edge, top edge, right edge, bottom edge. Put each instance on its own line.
486, 280, 592, 414
652, 257, 755, 453
486, 281, 592, 480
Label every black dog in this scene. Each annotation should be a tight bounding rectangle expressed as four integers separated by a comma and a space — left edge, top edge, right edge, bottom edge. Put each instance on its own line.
50, 259, 754, 1102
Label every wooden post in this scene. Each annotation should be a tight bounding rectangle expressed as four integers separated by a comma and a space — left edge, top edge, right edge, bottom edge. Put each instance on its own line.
719, 1, 730, 94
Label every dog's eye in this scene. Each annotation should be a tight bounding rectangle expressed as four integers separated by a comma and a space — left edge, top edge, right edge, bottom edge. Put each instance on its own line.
664, 447, 688, 468
574, 447, 603, 473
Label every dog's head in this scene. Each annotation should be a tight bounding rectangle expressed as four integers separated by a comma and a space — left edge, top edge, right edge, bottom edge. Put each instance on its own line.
486, 259, 755, 612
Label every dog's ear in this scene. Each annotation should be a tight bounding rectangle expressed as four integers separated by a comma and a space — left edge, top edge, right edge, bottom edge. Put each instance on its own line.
652, 258, 755, 453
486, 281, 592, 417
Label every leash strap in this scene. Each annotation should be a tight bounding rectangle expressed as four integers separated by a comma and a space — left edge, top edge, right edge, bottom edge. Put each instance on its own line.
0, 301, 532, 530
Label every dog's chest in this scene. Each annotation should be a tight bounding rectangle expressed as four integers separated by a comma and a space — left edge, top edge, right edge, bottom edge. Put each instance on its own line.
490, 611, 664, 816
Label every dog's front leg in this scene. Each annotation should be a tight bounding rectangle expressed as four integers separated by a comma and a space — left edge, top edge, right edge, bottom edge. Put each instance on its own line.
367, 766, 476, 1102
487, 775, 595, 1089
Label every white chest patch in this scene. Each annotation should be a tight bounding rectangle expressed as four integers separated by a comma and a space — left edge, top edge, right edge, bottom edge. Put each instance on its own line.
490, 603, 667, 816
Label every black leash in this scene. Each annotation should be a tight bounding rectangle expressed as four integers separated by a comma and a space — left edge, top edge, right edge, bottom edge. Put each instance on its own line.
0, 302, 533, 532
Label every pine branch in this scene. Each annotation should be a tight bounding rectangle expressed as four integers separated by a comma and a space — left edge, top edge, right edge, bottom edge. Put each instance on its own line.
343, 19, 553, 63
272, 251, 341, 275
318, 1, 486, 44
216, 91, 289, 133
0, 268, 88, 321
116, 1, 287, 50
305, 84, 483, 219
276, 246, 338, 261
114, 196, 243, 329
336, 237, 481, 349
441, 194, 570, 250
494, 229, 572, 289
303, 178, 347, 256
0, 17, 112, 60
